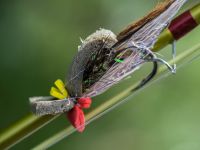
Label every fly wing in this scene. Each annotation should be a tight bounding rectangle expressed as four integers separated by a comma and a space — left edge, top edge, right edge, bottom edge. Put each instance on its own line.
83, 48, 145, 97
116, 0, 187, 50
117, 0, 174, 41
83, 0, 187, 97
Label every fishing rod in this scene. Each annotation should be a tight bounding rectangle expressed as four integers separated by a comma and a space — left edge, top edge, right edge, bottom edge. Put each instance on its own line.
154, 3, 200, 51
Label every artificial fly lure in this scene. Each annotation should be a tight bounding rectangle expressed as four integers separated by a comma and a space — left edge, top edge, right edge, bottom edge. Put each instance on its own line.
30, 0, 200, 132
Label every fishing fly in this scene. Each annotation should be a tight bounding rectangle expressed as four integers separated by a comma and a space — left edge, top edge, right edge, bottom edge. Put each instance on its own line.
30, 0, 200, 132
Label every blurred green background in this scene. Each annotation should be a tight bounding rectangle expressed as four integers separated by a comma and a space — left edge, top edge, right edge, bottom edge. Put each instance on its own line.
1, 0, 200, 149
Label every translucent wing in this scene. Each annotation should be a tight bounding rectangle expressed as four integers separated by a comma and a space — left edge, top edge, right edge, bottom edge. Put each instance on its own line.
116, 0, 188, 50
83, 49, 146, 97
83, 0, 187, 97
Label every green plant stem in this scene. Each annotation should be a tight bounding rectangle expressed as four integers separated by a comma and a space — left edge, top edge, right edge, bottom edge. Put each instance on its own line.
0, 114, 59, 149
33, 43, 200, 149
